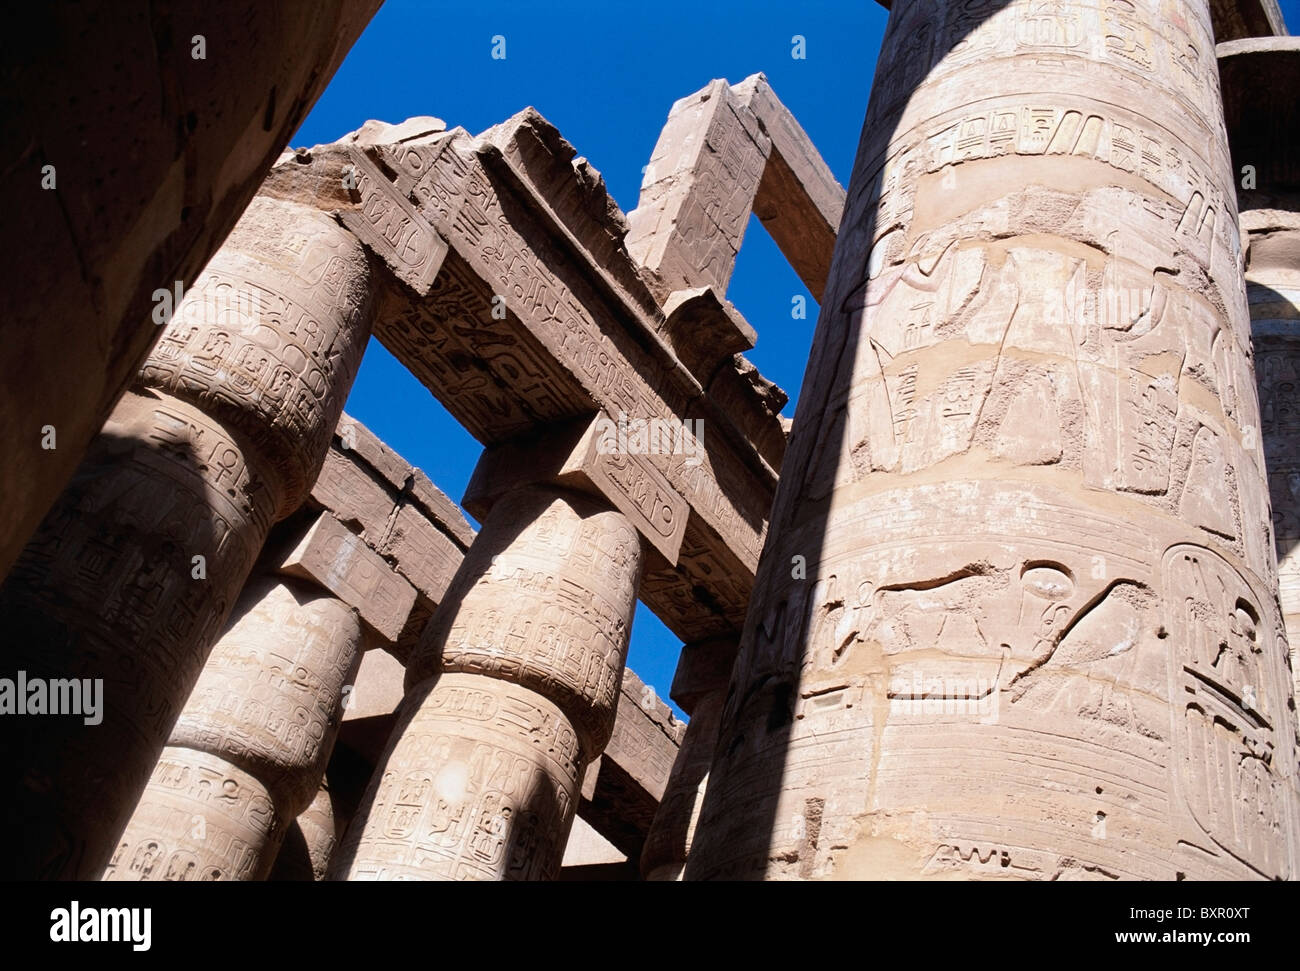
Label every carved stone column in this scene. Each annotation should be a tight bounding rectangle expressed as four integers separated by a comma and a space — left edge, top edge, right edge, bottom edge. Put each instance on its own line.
333, 480, 644, 880
270, 783, 343, 882
640, 638, 737, 881
688, 0, 1298, 880
1219, 37, 1300, 701
104, 576, 364, 881
0, 0, 379, 587
0, 185, 374, 878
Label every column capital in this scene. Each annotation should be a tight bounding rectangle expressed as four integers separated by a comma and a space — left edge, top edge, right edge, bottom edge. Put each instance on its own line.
463, 414, 689, 565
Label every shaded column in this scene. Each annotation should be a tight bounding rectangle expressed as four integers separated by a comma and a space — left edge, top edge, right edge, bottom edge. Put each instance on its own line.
269, 783, 343, 882
1218, 37, 1300, 701
104, 576, 364, 881
1248, 208, 1300, 701
0, 186, 374, 878
688, 0, 1298, 880
332, 483, 643, 880
640, 638, 736, 881
0, 0, 379, 585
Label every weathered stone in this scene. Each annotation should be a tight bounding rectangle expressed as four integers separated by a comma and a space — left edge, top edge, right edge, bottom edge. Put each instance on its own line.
627, 80, 771, 301
732, 73, 847, 302
1220, 37, 1300, 701
689, 0, 1299, 881
0, 1, 378, 586
0, 190, 374, 879
280, 512, 417, 644
463, 415, 690, 565
332, 484, 642, 880
105, 577, 364, 881
270, 783, 341, 882
354, 114, 783, 643
339, 150, 448, 296
579, 667, 685, 858
642, 637, 735, 880
872, 0, 1287, 42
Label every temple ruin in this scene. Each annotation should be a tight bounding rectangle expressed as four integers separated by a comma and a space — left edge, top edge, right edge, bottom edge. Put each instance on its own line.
2, 0, 1298, 881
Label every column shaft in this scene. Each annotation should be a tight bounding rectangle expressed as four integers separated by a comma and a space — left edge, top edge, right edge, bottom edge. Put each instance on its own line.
0, 193, 373, 878
1248, 209, 1300, 701
333, 485, 642, 880
104, 577, 364, 880
688, 0, 1298, 880
640, 684, 726, 881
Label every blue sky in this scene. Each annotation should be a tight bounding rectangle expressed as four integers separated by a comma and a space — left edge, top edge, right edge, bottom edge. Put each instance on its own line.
294, 0, 1295, 718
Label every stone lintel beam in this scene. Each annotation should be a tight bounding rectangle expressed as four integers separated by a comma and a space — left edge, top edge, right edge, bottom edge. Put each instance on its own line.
462, 414, 690, 566
278, 512, 417, 644
731, 73, 847, 302
469, 128, 785, 484
339, 149, 449, 296
305, 412, 475, 660
661, 287, 757, 384
669, 635, 740, 716
476, 108, 666, 327
330, 116, 779, 644
626, 79, 771, 302
1218, 37, 1300, 211
471, 108, 789, 472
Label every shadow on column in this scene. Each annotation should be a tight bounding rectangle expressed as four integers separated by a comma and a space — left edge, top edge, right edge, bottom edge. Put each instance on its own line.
0, 416, 244, 879
685, 0, 1014, 880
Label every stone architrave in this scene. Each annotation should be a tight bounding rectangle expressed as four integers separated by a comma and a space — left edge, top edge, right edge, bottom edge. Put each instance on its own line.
352, 109, 786, 644
625, 79, 771, 302
688, 0, 1299, 881
105, 577, 365, 881
0, 1, 379, 587
332, 483, 644, 880
0, 180, 375, 879
309, 412, 476, 661
1218, 37, 1300, 701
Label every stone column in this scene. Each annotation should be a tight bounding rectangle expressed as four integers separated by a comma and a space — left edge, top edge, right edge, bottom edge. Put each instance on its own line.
640, 638, 736, 881
1, 0, 379, 586
332, 483, 644, 880
0, 185, 374, 879
104, 576, 364, 881
1249, 208, 1300, 701
270, 783, 343, 882
1218, 38, 1300, 701
688, 0, 1299, 881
